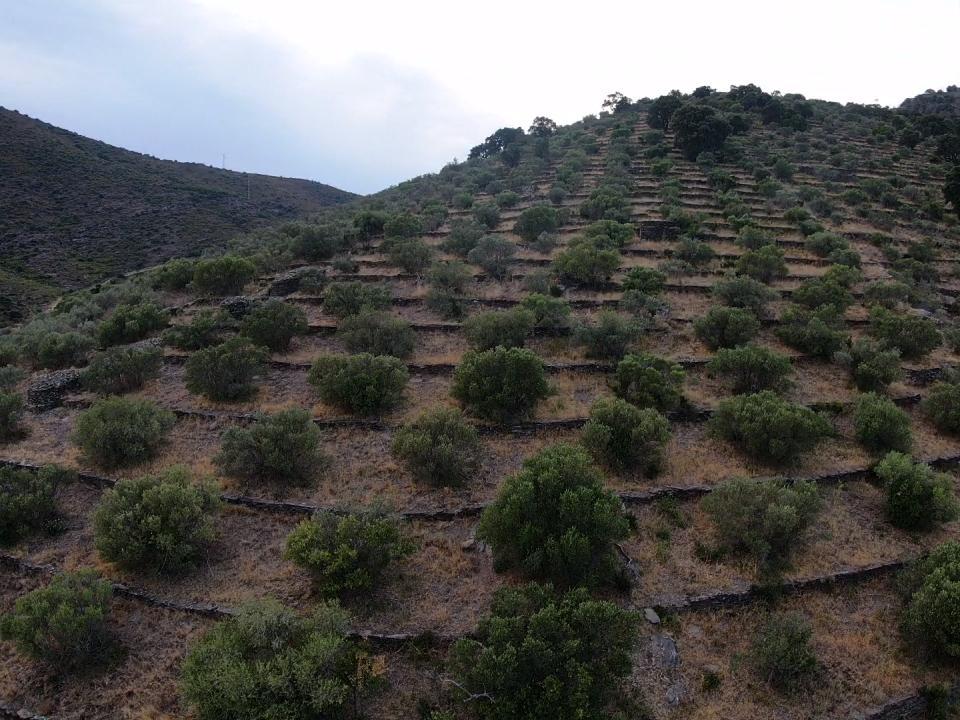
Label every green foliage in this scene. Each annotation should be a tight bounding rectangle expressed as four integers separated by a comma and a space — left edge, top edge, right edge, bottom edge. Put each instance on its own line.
323, 281, 391, 318
0, 570, 115, 671
93, 467, 218, 574
853, 393, 912, 453
0, 465, 67, 544
835, 338, 902, 392
583, 220, 635, 248
514, 205, 561, 242
672, 104, 732, 160
736, 245, 787, 283
0, 391, 26, 441
150, 258, 196, 291
387, 238, 433, 274
443, 220, 486, 256
468, 235, 516, 279
337, 311, 415, 358
875, 451, 958, 531
72, 396, 174, 468
185, 337, 268, 401
182, 600, 367, 720
192, 255, 257, 296
384, 212, 422, 240
163, 309, 225, 350
903, 541, 960, 657
391, 407, 481, 486
694, 306, 760, 350
582, 397, 670, 474
737, 226, 775, 250
238, 299, 308, 351
215, 408, 326, 486
308, 353, 408, 414
573, 311, 641, 360
83, 345, 162, 395
520, 293, 571, 331
552, 237, 621, 286
791, 277, 853, 312
622, 266, 666, 295
707, 344, 793, 394
712, 275, 776, 316
473, 202, 501, 230
290, 223, 345, 260
352, 209, 387, 240
775, 305, 848, 358
749, 613, 818, 691
464, 308, 535, 350
449, 582, 638, 720
702, 477, 821, 577
610, 353, 685, 411
710, 391, 832, 464
579, 185, 630, 223
97, 302, 168, 346
285, 511, 414, 597
29, 330, 94, 370
805, 232, 847, 258
674, 237, 716, 267
868, 306, 941, 359
0, 365, 23, 390
924, 382, 960, 434
478, 444, 631, 587
452, 347, 549, 422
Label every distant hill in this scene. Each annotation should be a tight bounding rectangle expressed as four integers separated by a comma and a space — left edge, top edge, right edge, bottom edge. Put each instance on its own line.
0, 107, 356, 323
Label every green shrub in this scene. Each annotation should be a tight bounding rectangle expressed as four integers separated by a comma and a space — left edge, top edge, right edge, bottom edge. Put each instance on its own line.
426, 261, 471, 319
352, 210, 387, 239
97, 302, 168, 346
337, 311, 415, 358
384, 212, 422, 240
702, 477, 821, 577
215, 408, 326, 486
835, 338, 901, 392
903, 542, 960, 657
853, 393, 912, 453
622, 266, 666, 294
323, 281, 391, 318
30, 331, 94, 369
185, 337, 267, 401
0, 365, 23, 391
391, 407, 480, 486
514, 205, 561, 242
451, 347, 550, 422
694, 307, 760, 349
924, 382, 960, 434
707, 344, 793, 394
806, 231, 847, 257
0, 570, 115, 670
478, 444, 631, 586
775, 305, 848, 358
83, 346, 162, 395
449, 583, 638, 720
582, 397, 670, 474
443, 220, 485, 256
73, 396, 174, 468
473, 202, 501, 230
520, 294, 570, 331
712, 276, 776, 316
468, 235, 516, 280
285, 511, 414, 596
868, 307, 941, 359
150, 258, 196, 290
93, 467, 218, 574
0, 465, 67, 544
192, 255, 256, 296
875, 451, 958, 531
749, 613, 818, 691
0, 391, 26, 441
674, 238, 715, 267
182, 600, 369, 720
386, 238, 432, 274
792, 277, 853, 311
710, 391, 832, 464
496, 190, 520, 208
737, 227, 775, 250
464, 308, 535, 350
163, 309, 224, 350
308, 354, 408, 414
573, 311, 641, 360
610, 353, 685, 410
583, 220, 635, 248
736, 246, 787, 283
552, 237, 620, 286
290, 223, 344, 260
239, 300, 308, 351
827, 247, 861, 268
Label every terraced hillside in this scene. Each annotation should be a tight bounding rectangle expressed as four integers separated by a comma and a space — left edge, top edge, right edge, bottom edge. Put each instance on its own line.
2, 86, 960, 720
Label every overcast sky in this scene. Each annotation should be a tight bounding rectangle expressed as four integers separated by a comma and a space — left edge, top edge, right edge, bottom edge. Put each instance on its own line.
2, 0, 957, 195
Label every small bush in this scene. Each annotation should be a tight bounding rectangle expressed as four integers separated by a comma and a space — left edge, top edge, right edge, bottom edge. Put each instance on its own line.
192, 255, 256, 296
443, 220, 486, 256
451, 347, 550, 422
449, 583, 638, 720
712, 276, 776, 316
552, 237, 620, 286
0, 365, 23, 390
185, 337, 267, 401
622, 266, 666, 294
707, 344, 793, 394
182, 600, 370, 720
386, 237, 433, 274
806, 231, 847, 257
736, 246, 787, 283
694, 307, 760, 349
467, 235, 516, 279
924, 382, 960, 434
0, 465, 66, 544
520, 293, 570, 331
903, 541, 960, 657
151, 258, 196, 290
323, 281, 391, 318
775, 305, 848, 358
702, 477, 821, 577
0, 570, 115, 670
337, 311, 415, 358
463, 308, 535, 350
215, 408, 326, 486
710, 391, 832, 464
737, 227, 775, 250
875, 451, 958, 531
73, 396, 174, 468
863, 280, 911, 309
514, 205, 561, 241
573, 311, 641, 360
239, 300, 308, 351
792, 277, 854, 311
583, 220, 635, 248
426, 261, 471, 319
285, 511, 414, 596
868, 307, 941, 359
163, 309, 224, 350
610, 353, 685, 411
582, 397, 670, 474
478, 444, 631, 587
83, 346, 162, 395
0, 391, 26, 441
93, 467, 218, 574
289, 223, 345, 260
835, 338, 901, 392
97, 302, 168, 346
384, 212, 422, 240
853, 393, 912, 453
308, 354, 408, 414
473, 202, 501, 230
674, 238, 715, 267
391, 407, 480, 486
749, 613, 818, 691
30, 331, 94, 369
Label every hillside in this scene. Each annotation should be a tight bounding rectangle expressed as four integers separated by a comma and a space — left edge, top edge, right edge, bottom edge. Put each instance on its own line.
2, 85, 960, 720
0, 107, 356, 323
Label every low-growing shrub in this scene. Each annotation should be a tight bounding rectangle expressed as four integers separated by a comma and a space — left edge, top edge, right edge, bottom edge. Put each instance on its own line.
83, 346, 162, 395
622, 266, 666, 294
185, 337, 267, 401
337, 311, 415, 358
707, 344, 793, 394
215, 408, 326, 486
285, 511, 414, 596
735, 245, 787, 284
323, 281, 391, 318
737, 227, 775, 250
863, 280, 911, 309
463, 308, 535, 350
97, 302, 168, 346
573, 311, 641, 360
308, 353, 408, 414
0, 465, 66, 544
806, 231, 847, 257
443, 220, 485, 256
582, 397, 670, 474
924, 382, 960, 434
610, 353, 685, 410
853, 393, 912, 453
162, 309, 224, 350
792, 277, 854, 311
749, 613, 818, 691
710, 391, 832, 464
835, 338, 901, 392
514, 205, 561, 241
451, 347, 550, 422
868, 307, 941, 359
93, 467, 218, 574
192, 255, 256, 296
289, 223, 344, 260
552, 237, 620, 286
29, 331, 94, 369
473, 202, 501, 230
150, 258, 196, 290
467, 235, 516, 279
386, 237, 433, 274
674, 238, 716, 267
903, 541, 960, 658
426, 261, 471, 319
775, 305, 848, 358
391, 407, 480, 486
0, 391, 26, 441
875, 451, 958, 531
72, 396, 174, 468
239, 300, 308, 351
478, 444, 631, 587
712, 276, 776, 316
520, 293, 570, 331
583, 220, 635, 248
694, 306, 760, 349
383, 212, 422, 240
